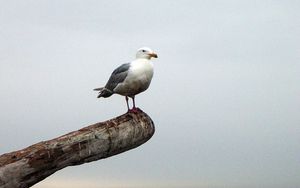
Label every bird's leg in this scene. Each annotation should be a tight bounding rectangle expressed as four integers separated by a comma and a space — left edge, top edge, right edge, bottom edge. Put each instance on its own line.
131, 96, 139, 113
127, 96, 138, 113
132, 96, 136, 109
125, 96, 130, 111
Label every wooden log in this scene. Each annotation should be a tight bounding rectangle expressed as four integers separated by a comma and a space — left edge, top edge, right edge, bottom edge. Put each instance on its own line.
0, 109, 155, 188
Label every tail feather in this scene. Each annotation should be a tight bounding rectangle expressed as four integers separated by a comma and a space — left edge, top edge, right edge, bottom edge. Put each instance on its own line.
94, 87, 113, 98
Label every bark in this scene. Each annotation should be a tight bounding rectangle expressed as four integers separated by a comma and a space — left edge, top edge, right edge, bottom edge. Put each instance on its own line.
0, 109, 155, 188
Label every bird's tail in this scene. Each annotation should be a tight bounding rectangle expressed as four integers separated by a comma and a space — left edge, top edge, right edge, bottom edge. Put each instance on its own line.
93, 87, 113, 98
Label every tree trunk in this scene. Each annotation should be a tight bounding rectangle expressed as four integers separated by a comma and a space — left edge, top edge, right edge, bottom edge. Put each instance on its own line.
0, 109, 155, 188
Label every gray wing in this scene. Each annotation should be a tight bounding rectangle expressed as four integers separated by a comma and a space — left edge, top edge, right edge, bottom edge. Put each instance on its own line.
105, 63, 130, 91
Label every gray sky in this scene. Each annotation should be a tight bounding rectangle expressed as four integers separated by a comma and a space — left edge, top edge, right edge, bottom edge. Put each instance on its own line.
0, 1, 300, 187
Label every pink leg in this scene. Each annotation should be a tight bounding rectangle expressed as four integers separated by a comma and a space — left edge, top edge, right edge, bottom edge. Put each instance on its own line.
132, 96, 136, 109
131, 96, 139, 113
125, 96, 130, 111
126, 96, 139, 113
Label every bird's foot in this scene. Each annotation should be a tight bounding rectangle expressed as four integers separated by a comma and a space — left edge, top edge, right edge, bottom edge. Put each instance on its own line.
128, 107, 140, 113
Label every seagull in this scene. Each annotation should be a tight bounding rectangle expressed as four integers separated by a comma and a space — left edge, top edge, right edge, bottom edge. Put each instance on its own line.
94, 47, 158, 112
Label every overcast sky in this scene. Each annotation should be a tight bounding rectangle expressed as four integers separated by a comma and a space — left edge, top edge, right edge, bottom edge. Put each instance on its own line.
0, 1, 300, 188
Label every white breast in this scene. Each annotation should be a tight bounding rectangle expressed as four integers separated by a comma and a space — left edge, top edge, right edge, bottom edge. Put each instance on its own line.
114, 59, 154, 97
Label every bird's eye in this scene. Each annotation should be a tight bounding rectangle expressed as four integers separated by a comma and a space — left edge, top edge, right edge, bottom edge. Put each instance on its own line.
142, 50, 146, 52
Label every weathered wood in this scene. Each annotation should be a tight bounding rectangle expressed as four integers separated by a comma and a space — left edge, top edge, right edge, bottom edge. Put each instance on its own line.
0, 109, 155, 188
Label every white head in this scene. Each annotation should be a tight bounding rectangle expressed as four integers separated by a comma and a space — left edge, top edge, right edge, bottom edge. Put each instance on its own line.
136, 47, 158, 60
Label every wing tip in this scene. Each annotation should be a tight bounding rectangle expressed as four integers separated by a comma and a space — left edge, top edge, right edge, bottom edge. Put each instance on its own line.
93, 87, 103, 91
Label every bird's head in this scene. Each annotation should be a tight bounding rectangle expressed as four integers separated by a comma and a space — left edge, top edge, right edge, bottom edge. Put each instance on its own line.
136, 47, 158, 60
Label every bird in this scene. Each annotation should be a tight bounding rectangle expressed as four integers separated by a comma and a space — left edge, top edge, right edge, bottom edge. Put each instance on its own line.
94, 47, 158, 112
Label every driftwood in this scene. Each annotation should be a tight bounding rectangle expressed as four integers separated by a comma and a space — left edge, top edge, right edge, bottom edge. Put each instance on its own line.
0, 109, 155, 188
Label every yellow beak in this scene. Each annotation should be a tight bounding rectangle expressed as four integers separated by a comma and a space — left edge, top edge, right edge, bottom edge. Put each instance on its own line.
149, 53, 158, 58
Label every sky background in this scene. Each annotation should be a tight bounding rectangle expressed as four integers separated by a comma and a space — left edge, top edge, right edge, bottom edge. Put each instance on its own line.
0, 0, 300, 188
